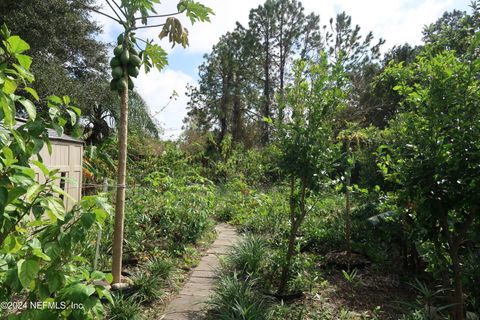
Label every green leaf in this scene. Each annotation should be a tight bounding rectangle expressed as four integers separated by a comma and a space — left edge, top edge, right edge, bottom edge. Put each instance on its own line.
32, 248, 51, 261
2, 146, 17, 166
48, 95, 62, 105
31, 160, 50, 176
16, 54, 32, 70
19, 98, 36, 120
9, 173, 34, 186
25, 183, 44, 202
105, 273, 113, 284
66, 109, 77, 126
42, 197, 65, 221
6, 35, 30, 54
3, 78, 17, 94
11, 165, 36, 179
70, 106, 81, 116
7, 187, 27, 204
17, 258, 39, 290
144, 43, 168, 72
10, 129, 26, 152
51, 123, 64, 137
262, 117, 273, 124
52, 185, 74, 202
25, 87, 39, 101
61, 283, 95, 303
47, 272, 64, 293
177, 0, 214, 24
62, 95, 70, 105
0, 96, 14, 128
0, 186, 7, 206
91, 271, 105, 280
3, 235, 22, 253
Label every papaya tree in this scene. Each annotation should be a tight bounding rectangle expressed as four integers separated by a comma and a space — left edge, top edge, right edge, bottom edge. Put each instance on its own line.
275, 55, 346, 294
89, 0, 213, 285
380, 46, 480, 319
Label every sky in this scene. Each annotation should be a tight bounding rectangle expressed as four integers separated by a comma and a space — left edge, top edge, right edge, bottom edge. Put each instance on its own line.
92, 0, 472, 139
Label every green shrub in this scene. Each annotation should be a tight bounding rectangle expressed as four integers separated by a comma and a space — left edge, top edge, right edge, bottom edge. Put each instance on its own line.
108, 295, 142, 320
208, 274, 270, 320
132, 271, 163, 304
146, 257, 175, 280
227, 235, 268, 279
123, 167, 215, 255
0, 27, 113, 320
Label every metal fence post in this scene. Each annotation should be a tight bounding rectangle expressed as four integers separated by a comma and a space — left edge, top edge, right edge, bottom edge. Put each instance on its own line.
93, 178, 108, 270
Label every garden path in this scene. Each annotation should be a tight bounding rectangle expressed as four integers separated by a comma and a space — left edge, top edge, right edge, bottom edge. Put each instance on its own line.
161, 223, 239, 320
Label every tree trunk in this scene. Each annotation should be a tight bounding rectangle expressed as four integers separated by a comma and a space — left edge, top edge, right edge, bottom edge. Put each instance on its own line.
112, 63, 129, 284
219, 74, 228, 143
278, 177, 307, 295
261, 31, 271, 145
231, 72, 242, 143
345, 173, 351, 259
277, 215, 300, 295
439, 206, 464, 320
232, 90, 242, 143
448, 237, 464, 320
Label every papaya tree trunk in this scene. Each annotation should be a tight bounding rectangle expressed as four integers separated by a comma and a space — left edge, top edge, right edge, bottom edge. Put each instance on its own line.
112, 64, 129, 284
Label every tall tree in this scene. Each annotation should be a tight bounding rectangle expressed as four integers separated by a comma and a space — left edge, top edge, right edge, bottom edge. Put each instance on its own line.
317, 12, 385, 129
275, 56, 346, 295
91, 0, 212, 285
185, 28, 261, 145
381, 47, 480, 320
248, 0, 278, 145
186, 0, 321, 147
0, 0, 112, 120
423, 1, 480, 57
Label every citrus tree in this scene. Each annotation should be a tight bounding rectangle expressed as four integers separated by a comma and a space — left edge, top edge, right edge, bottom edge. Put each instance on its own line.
380, 46, 480, 319
90, 0, 213, 284
0, 26, 113, 319
275, 56, 346, 294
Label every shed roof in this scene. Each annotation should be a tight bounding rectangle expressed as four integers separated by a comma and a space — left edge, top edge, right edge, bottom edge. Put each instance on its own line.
5, 118, 84, 145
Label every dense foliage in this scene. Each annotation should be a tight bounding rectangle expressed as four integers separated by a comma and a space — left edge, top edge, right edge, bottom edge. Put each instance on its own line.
1, 0, 479, 319
0, 28, 112, 319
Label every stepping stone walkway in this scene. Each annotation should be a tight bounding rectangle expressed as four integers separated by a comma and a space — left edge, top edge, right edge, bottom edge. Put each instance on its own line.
162, 224, 239, 320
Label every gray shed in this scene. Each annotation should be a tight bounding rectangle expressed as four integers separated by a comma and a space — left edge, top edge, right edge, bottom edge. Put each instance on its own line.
15, 119, 84, 210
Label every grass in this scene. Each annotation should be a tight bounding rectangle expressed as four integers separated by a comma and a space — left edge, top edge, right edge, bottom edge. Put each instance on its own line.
108, 295, 142, 320
227, 234, 268, 279
132, 271, 164, 304
146, 257, 175, 280
208, 273, 270, 320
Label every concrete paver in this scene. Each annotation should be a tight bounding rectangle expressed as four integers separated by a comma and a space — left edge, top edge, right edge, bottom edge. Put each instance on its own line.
162, 224, 239, 320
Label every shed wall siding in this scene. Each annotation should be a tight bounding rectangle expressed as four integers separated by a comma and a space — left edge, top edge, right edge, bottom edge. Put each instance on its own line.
35, 141, 83, 210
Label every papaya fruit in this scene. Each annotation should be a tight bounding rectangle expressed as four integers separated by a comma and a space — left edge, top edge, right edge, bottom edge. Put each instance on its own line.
128, 77, 134, 90
117, 33, 124, 45
117, 78, 128, 92
113, 45, 123, 58
109, 79, 117, 91
130, 54, 142, 67
111, 66, 123, 79
128, 64, 140, 78
120, 49, 130, 65
110, 57, 121, 68
129, 46, 139, 56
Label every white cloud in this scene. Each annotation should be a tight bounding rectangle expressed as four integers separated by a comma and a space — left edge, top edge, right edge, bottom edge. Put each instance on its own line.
134, 69, 196, 139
